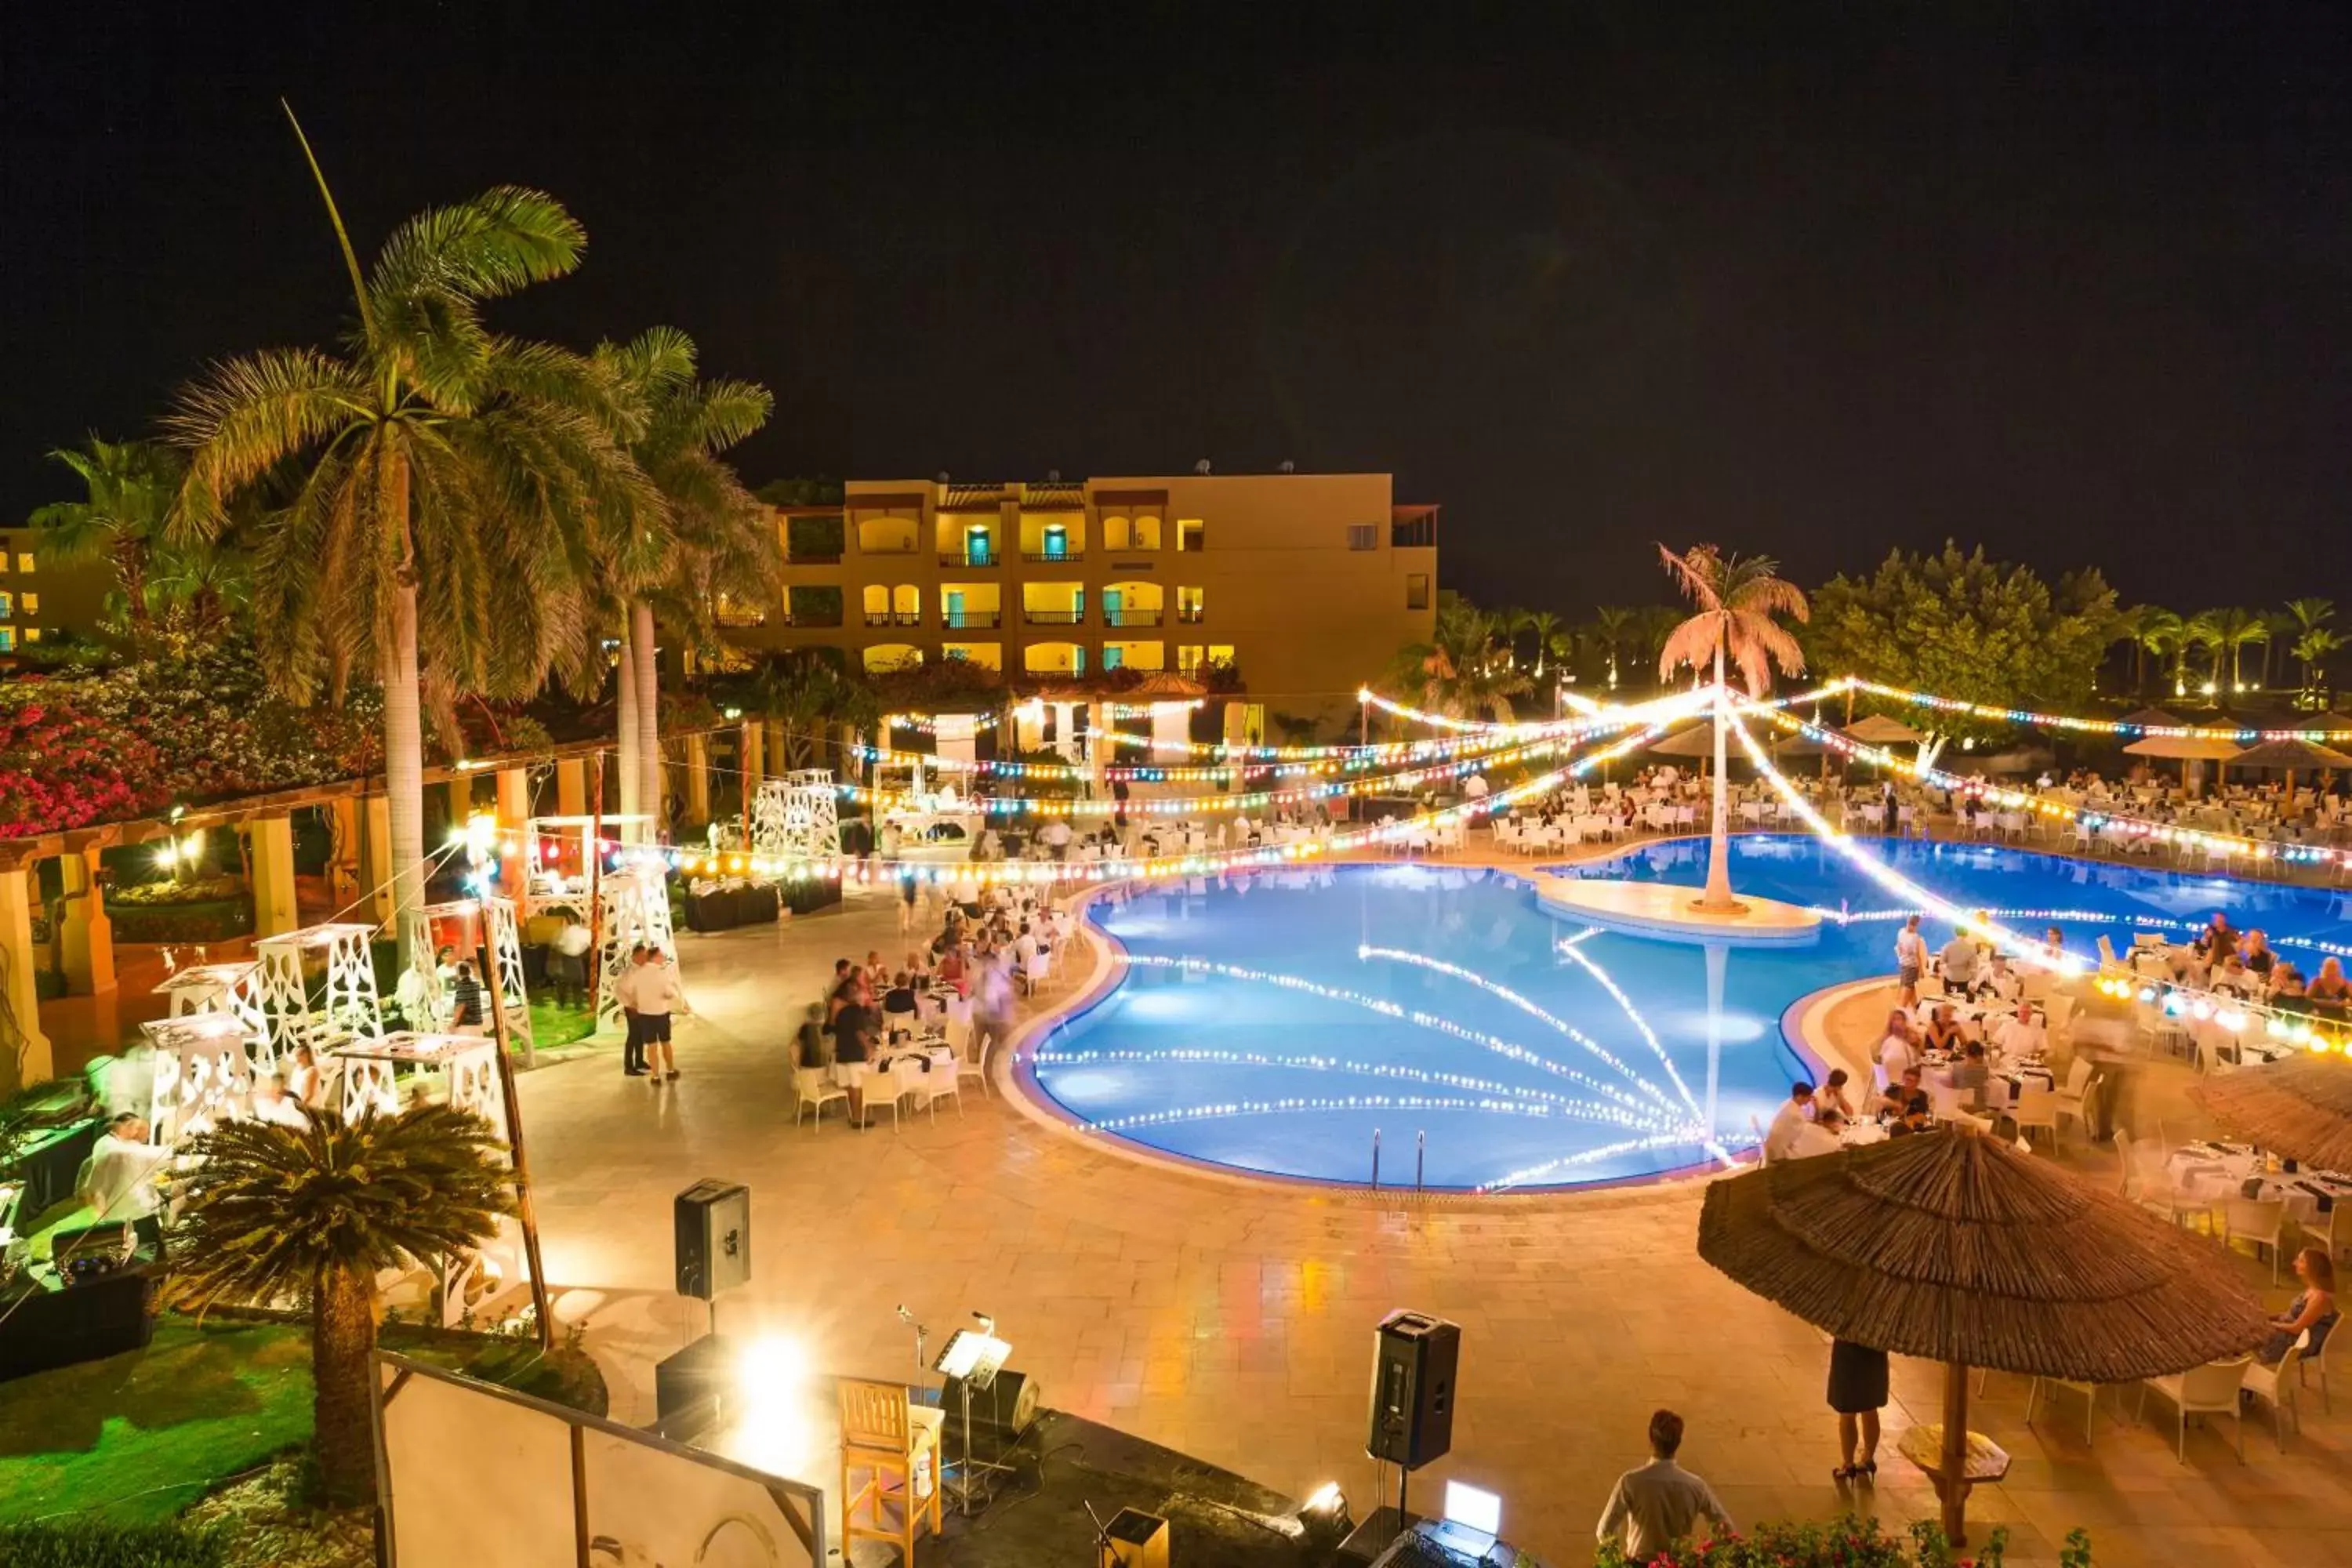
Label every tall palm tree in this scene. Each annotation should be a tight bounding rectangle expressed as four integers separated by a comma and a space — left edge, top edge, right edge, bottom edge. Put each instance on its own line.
28, 437, 180, 636
1592, 605, 1636, 690
590, 328, 776, 833
2130, 608, 2183, 697
2168, 610, 2220, 696
2296, 628, 2343, 698
1393, 593, 1530, 720
169, 111, 656, 943
169, 1104, 514, 1504
2205, 606, 2268, 691
2285, 598, 2336, 693
1657, 543, 1809, 911
1521, 609, 1562, 677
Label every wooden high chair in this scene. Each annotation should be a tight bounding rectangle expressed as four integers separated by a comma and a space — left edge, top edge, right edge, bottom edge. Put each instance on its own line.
838, 1377, 942, 1564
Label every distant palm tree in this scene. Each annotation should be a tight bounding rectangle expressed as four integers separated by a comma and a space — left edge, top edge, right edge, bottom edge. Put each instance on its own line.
2169, 610, 2221, 696
1592, 605, 1636, 690
28, 437, 179, 636
591, 328, 777, 829
2205, 607, 2268, 691
1388, 593, 1530, 721
168, 111, 658, 942
1657, 544, 1809, 910
2296, 627, 2343, 699
1521, 609, 1562, 677
169, 1104, 514, 1505
2285, 598, 2336, 693
2130, 608, 2182, 697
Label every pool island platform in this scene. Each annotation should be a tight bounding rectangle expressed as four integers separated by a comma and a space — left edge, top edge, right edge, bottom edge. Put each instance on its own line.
1530, 873, 1824, 946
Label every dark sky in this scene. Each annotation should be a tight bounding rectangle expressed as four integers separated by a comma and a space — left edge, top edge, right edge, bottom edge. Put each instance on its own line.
6, 3, 2350, 615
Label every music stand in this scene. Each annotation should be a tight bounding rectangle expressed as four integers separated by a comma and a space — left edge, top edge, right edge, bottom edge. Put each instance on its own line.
933, 1327, 1014, 1514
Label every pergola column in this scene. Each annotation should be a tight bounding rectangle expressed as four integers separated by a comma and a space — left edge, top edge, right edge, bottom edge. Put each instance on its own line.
446, 775, 474, 832
556, 757, 587, 817
248, 814, 301, 938
58, 846, 117, 995
362, 794, 398, 928
764, 718, 788, 776
684, 735, 711, 825
495, 768, 529, 892
325, 797, 362, 907
0, 866, 54, 1091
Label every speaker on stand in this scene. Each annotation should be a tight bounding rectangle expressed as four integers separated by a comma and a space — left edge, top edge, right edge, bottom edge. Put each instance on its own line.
674, 1179, 750, 1333
1366, 1309, 1459, 1519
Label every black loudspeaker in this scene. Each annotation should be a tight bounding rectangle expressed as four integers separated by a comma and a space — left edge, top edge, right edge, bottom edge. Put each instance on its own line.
674, 1180, 750, 1301
1367, 1309, 1459, 1469
652, 1332, 733, 1438
942, 1367, 1040, 1449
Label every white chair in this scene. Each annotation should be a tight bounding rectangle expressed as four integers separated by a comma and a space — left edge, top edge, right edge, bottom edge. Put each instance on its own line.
915, 1054, 965, 1120
2243, 1341, 2305, 1450
2025, 1376, 2105, 1444
2222, 1198, 2289, 1285
1750, 1113, 1770, 1167
1926, 1082, 1992, 1131
794, 1066, 849, 1131
868, 1059, 926, 1131
2299, 1319, 2337, 1414
2006, 1085, 2060, 1149
2051, 1065, 2099, 1142
2137, 1356, 2252, 1463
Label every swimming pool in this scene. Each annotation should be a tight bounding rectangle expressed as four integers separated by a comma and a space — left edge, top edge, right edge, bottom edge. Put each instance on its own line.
1025, 837, 2352, 1191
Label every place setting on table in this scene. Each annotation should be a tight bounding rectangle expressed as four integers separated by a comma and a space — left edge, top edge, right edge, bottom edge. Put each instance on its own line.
2165, 1139, 2352, 1222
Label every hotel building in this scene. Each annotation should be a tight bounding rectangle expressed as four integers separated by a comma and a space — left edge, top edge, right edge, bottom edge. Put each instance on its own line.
717, 470, 1439, 729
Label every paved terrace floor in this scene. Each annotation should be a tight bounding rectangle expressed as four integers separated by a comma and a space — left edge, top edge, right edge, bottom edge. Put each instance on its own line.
521, 847, 2352, 1568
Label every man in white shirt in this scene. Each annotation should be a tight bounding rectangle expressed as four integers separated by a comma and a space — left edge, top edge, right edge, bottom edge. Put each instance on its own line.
634, 948, 691, 1084
553, 915, 593, 1006
1040, 818, 1073, 858
616, 943, 649, 1077
1596, 1409, 1733, 1559
249, 1073, 312, 1131
1763, 1082, 1816, 1163
1991, 1003, 2047, 1060
1791, 1108, 1847, 1159
1877, 1013, 1920, 1083
75, 1112, 174, 1234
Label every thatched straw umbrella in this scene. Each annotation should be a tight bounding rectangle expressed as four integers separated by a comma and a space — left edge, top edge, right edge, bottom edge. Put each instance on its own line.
2118, 706, 2184, 729
1846, 713, 1925, 746
1698, 1128, 2267, 1544
2228, 736, 2352, 811
2192, 1053, 2352, 1171
2122, 732, 2243, 797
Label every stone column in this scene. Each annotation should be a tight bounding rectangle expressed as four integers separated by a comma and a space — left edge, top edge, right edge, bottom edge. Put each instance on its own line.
684, 735, 711, 825
59, 846, 117, 995
495, 767, 530, 895
248, 815, 301, 938
556, 757, 588, 817
0, 866, 54, 1091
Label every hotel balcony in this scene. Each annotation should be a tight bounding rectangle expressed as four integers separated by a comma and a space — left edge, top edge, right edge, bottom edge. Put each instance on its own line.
938, 550, 1001, 568
1022, 549, 1085, 564
1024, 608, 1086, 626
942, 609, 1003, 630
864, 610, 923, 628
1103, 608, 1161, 628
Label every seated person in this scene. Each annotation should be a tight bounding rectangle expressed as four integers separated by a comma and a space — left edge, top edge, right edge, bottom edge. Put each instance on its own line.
881, 972, 920, 1037
1983, 953, 2024, 1003
1878, 1068, 1932, 1128
1922, 1004, 1965, 1057
2241, 929, 2277, 981
1815, 1068, 1857, 1123
2215, 954, 2254, 996
2193, 910, 2239, 962
1791, 1108, 1846, 1160
284, 1043, 326, 1110
249, 1072, 312, 1130
1876, 1012, 1921, 1082
1990, 1002, 2047, 1060
2259, 1247, 2338, 1365
1764, 1082, 1816, 1163
795, 1003, 835, 1073
2273, 966, 2313, 1015
1939, 1041, 1993, 1112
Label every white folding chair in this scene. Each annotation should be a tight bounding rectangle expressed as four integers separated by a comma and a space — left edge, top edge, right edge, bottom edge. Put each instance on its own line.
2006, 1085, 2060, 1149
794, 1066, 849, 1131
916, 1053, 965, 1120
2138, 1357, 2251, 1463
869, 1059, 924, 1132
2026, 1375, 2106, 1445
2243, 1341, 2306, 1450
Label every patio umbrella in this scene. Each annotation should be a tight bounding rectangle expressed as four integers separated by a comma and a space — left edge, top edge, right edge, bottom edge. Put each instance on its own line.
2122, 733, 2245, 797
1647, 721, 1718, 758
1845, 713, 1924, 746
2118, 706, 2185, 729
1698, 1128, 2267, 1544
2192, 1053, 2352, 1171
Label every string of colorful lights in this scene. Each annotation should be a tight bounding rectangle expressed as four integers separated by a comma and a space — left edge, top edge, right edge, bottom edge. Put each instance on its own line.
1843, 678, 2352, 742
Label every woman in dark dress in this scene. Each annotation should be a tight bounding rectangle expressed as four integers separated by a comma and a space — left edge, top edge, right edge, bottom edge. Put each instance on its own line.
1828, 1338, 1889, 1481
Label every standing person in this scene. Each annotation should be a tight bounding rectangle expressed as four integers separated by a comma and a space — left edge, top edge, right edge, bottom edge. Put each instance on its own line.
1828, 1338, 1889, 1480
1894, 916, 1927, 1008
970, 943, 1017, 1073
897, 868, 920, 932
74, 1112, 175, 1252
618, 943, 650, 1077
1595, 1410, 1734, 1559
832, 985, 878, 1128
552, 913, 593, 1007
636, 947, 692, 1083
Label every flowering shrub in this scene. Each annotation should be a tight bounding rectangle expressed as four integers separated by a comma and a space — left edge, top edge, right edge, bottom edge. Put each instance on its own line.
0, 690, 164, 834
109, 874, 245, 906
1593, 1516, 2092, 1568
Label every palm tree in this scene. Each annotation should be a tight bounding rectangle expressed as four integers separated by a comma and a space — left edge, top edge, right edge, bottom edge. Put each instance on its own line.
2167, 610, 2220, 697
1592, 605, 1636, 690
169, 111, 657, 945
2296, 628, 2343, 698
2285, 598, 2336, 694
2205, 606, 2268, 691
1391, 593, 1530, 720
1657, 543, 1809, 912
2129, 608, 2183, 697
1520, 609, 1562, 677
591, 329, 776, 833
728, 652, 880, 770
169, 1104, 515, 1504
28, 437, 180, 636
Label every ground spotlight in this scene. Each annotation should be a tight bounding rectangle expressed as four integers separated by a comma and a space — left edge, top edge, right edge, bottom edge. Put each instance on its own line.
1298, 1480, 1352, 1550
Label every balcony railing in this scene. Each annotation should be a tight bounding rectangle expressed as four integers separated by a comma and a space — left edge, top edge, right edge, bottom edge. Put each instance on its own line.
858, 539, 920, 555
1103, 609, 1162, 628
865, 611, 923, 627
1023, 608, 1086, 626
782, 552, 843, 566
713, 609, 769, 629
942, 611, 1003, 630
1176, 608, 1205, 625
777, 612, 844, 628
939, 551, 1000, 568
1023, 550, 1084, 564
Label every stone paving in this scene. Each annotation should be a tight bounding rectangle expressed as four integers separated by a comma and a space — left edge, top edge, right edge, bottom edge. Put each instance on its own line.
518, 871, 2352, 1567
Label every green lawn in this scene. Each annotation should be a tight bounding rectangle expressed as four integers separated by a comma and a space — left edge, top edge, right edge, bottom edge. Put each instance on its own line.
0, 1318, 311, 1526
0, 1315, 604, 1527
527, 997, 598, 1054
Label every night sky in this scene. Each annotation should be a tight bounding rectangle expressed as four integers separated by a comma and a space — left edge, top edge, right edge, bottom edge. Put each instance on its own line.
5, 4, 2349, 613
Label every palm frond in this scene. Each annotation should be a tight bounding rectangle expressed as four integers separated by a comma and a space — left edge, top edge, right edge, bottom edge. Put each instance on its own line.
165, 348, 370, 540
368, 186, 586, 310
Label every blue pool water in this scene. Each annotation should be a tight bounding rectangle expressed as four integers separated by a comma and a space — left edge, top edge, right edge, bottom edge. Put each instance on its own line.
1028, 837, 2352, 1190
